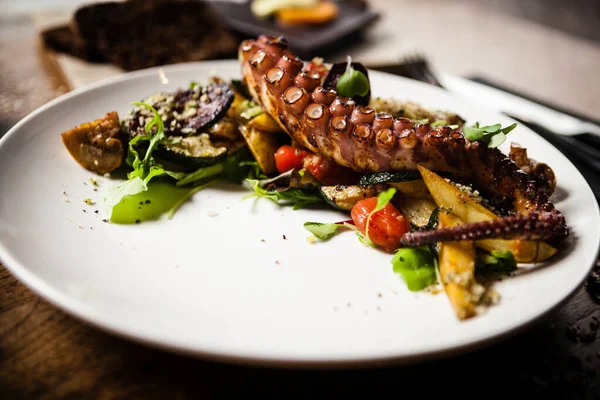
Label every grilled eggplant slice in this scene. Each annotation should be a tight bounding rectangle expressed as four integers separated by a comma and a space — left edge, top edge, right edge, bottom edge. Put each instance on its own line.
157, 134, 227, 169
125, 78, 234, 137
319, 184, 386, 211
61, 111, 126, 175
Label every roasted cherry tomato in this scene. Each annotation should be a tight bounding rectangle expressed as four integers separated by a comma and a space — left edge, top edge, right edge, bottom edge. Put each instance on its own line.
302, 154, 358, 186
274, 145, 310, 173
305, 59, 329, 80
351, 197, 411, 252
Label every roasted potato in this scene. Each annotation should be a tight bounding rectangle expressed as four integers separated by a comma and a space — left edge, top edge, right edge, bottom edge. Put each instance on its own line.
418, 165, 557, 263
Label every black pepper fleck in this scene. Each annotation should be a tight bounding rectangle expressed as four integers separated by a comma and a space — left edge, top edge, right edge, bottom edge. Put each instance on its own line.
261, 239, 266, 243
82, 209, 87, 213
283, 234, 287, 240
102, 219, 109, 223
94, 210, 99, 214
145, 200, 151, 204
135, 219, 141, 224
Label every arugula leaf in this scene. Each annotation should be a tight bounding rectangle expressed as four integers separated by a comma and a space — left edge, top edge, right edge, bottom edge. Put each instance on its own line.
104, 102, 168, 212
357, 231, 377, 248
462, 121, 517, 148
104, 177, 147, 208
243, 179, 323, 210
336, 56, 370, 98
176, 163, 224, 187
304, 222, 342, 241
476, 250, 517, 278
364, 188, 397, 246
239, 161, 268, 180
391, 246, 438, 291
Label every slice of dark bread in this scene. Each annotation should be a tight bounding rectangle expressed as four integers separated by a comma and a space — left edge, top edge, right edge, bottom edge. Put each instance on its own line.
41, 25, 106, 63
42, 0, 239, 71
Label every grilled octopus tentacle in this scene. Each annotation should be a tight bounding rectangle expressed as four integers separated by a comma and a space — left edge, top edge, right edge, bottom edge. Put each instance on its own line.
239, 35, 568, 244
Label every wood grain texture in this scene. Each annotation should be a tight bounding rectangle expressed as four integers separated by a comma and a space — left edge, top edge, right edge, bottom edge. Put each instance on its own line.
1, 261, 599, 399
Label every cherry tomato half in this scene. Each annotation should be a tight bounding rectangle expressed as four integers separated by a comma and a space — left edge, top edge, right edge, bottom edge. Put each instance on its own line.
351, 197, 411, 252
274, 145, 311, 174
303, 154, 358, 186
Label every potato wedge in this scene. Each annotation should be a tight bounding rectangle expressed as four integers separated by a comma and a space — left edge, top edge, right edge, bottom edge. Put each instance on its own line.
248, 113, 282, 133
389, 180, 432, 200
393, 196, 437, 227
418, 165, 556, 263
438, 211, 483, 320
239, 125, 278, 175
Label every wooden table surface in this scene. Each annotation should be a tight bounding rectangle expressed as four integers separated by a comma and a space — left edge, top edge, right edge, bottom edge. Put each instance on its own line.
2, 1, 600, 398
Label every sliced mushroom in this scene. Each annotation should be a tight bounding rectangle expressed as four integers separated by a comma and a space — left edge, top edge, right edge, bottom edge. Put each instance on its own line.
61, 111, 126, 175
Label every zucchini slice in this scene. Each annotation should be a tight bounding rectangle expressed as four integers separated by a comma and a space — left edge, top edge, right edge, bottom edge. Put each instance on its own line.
359, 171, 421, 185
319, 184, 386, 211
157, 133, 227, 169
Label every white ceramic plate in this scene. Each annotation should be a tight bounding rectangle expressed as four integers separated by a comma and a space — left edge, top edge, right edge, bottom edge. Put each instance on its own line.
0, 61, 598, 366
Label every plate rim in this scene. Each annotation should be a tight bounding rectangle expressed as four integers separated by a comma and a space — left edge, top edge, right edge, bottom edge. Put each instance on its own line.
0, 59, 598, 367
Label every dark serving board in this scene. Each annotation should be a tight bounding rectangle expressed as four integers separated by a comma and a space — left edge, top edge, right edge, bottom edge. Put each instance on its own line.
211, 1, 380, 58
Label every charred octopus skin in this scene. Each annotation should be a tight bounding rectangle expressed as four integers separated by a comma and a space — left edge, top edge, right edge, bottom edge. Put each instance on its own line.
239, 35, 568, 244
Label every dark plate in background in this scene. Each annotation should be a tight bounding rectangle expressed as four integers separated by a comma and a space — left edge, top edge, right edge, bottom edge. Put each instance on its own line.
212, 1, 380, 59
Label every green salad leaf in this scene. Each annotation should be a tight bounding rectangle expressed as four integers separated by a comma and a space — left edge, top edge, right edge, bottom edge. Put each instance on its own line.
176, 163, 224, 187
104, 102, 168, 210
243, 179, 323, 210
462, 121, 517, 148
475, 250, 517, 278
304, 222, 343, 241
336, 56, 370, 98
391, 246, 438, 291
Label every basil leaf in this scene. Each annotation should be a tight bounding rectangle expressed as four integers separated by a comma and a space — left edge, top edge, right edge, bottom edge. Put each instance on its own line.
391, 246, 437, 291
462, 125, 485, 141
481, 123, 501, 133
304, 222, 342, 241
501, 122, 518, 134
336, 59, 370, 98
463, 121, 517, 148
486, 131, 506, 148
